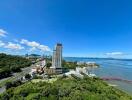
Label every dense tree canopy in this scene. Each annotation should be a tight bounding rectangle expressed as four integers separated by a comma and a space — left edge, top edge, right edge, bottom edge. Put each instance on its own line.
62, 60, 78, 69
0, 76, 131, 100
0, 53, 32, 79
62, 60, 99, 70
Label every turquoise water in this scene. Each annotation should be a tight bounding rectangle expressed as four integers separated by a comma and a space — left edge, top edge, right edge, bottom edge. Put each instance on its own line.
64, 57, 132, 95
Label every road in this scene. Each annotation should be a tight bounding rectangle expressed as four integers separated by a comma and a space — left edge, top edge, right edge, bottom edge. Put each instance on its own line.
0, 64, 34, 94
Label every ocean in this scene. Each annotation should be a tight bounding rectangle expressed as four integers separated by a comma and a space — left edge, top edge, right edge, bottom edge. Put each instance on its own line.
64, 57, 132, 95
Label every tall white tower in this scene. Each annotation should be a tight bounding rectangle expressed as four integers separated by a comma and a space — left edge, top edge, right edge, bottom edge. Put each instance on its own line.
52, 43, 62, 73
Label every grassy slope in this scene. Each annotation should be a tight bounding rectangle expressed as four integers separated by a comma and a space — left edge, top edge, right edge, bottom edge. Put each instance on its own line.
0, 76, 132, 100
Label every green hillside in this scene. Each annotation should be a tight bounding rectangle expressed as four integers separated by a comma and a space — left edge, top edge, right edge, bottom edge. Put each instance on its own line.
0, 53, 32, 79
0, 76, 132, 100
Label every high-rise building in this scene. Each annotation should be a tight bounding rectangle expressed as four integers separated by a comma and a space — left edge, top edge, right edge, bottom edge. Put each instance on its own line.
51, 43, 62, 74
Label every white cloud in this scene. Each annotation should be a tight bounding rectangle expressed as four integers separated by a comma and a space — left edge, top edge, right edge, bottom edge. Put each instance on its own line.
0, 40, 24, 50
29, 47, 36, 52
21, 39, 39, 47
39, 45, 50, 51
20, 39, 51, 52
106, 52, 124, 56
0, 29, 7, 37
4, 42, 24, 50
0, 41, 5, 47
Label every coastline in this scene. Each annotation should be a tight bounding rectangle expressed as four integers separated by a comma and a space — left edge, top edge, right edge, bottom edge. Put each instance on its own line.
64, 57, 132, 95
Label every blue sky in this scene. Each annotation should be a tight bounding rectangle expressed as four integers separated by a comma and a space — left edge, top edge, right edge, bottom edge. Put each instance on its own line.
0, 0, 132, 58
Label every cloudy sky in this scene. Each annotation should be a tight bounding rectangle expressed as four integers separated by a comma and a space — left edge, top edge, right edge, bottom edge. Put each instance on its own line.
0, 29, 51, 55
0, 0, 132, 58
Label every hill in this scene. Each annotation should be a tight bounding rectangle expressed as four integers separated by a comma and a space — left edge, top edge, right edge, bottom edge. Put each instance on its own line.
0, 76, 132, 100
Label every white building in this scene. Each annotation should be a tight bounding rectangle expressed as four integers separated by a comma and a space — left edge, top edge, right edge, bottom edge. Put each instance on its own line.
64, 67, 96, 78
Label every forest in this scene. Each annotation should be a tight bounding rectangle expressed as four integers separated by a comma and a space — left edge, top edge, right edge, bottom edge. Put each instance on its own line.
0, 53, 32, 79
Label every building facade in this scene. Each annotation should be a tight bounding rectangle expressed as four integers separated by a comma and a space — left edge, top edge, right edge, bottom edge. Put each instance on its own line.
51, 43, 62, 74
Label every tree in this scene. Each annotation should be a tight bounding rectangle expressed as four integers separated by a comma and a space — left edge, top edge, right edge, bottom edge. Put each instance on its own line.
25, 74, 31, 80
0, 53, 32, 79
1, 75, 132, 100
5, 82, 13, 90
46, 62, 52, 68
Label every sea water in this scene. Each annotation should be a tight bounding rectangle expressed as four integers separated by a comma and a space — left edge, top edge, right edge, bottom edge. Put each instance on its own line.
64, 57, 132, 95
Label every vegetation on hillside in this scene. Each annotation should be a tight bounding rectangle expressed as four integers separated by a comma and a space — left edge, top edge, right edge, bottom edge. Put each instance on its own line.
62, 60, 78, 69
0, 76, 131, 100
62, 60, 99, 69
0, 53, 32, 79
